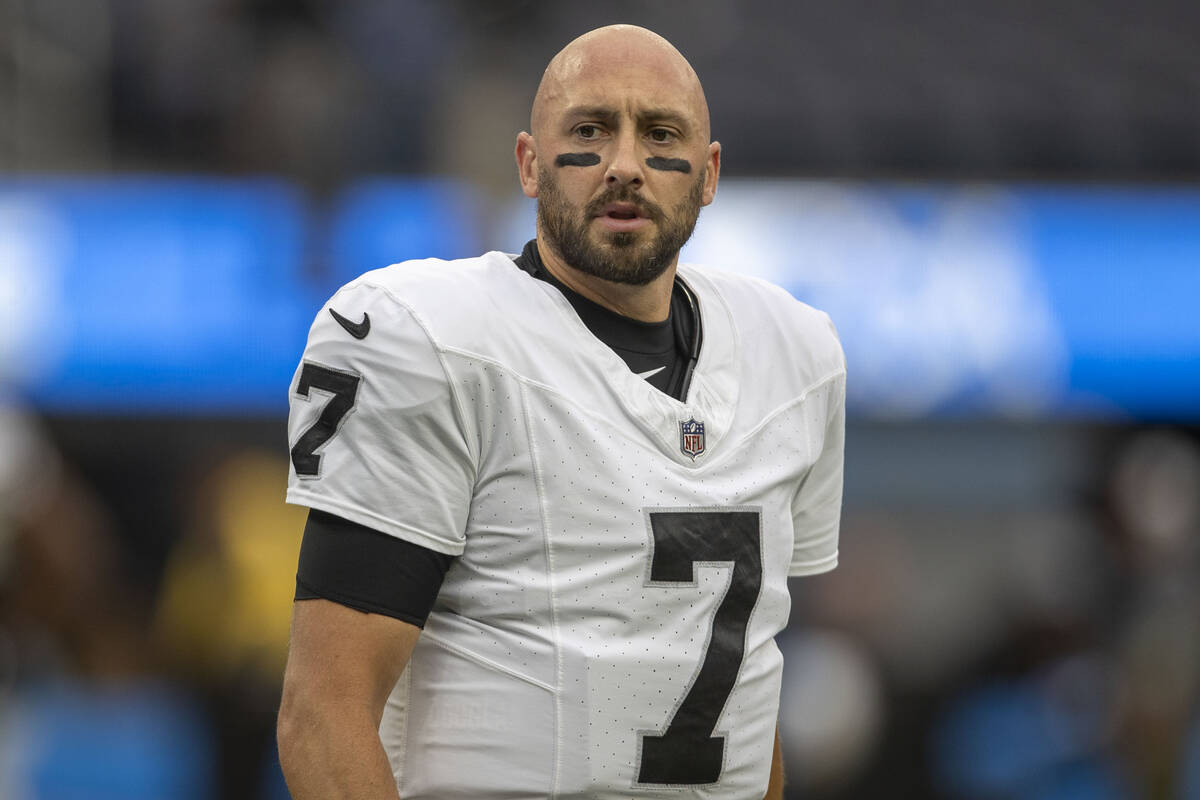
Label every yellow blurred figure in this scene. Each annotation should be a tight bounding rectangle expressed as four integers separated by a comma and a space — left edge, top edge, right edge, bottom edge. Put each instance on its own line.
155, 450, 305, 683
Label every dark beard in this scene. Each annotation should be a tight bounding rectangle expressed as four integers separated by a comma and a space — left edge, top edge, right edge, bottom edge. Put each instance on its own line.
536, 165, 706, 286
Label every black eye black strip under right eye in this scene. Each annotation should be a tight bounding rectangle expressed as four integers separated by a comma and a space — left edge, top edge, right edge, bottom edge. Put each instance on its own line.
555, 152, 602, 167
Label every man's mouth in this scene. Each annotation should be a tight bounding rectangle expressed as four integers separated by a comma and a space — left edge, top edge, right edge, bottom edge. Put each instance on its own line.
599, 202, 648, 220
594, 202, 652, 232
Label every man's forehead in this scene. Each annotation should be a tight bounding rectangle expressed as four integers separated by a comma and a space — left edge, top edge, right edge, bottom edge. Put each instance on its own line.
555, 36, 694, 86
532, 25, 709, 137
552, 90, 700, 129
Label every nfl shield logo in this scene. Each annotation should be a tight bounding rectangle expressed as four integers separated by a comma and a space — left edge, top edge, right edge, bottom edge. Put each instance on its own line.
680, 418, 706, 460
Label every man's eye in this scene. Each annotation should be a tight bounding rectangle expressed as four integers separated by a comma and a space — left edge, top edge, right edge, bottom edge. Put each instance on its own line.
577, 125, 598, 139
649, 129, 674, 143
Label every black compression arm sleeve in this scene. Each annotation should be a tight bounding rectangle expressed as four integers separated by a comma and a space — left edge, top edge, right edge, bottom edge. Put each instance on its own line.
294, 509, 455, 628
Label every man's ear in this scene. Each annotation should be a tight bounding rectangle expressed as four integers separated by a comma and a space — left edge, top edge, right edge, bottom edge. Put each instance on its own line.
516, 132, 539, 199
702, 141, 721, 206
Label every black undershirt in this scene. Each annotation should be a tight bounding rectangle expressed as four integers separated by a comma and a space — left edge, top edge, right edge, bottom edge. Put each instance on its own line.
513, 239, 699, 402
294, 240, 702, 625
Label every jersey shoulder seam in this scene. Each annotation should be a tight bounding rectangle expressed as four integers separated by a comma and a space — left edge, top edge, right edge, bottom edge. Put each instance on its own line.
349, 278, 484, 472
746, 367, 845, 444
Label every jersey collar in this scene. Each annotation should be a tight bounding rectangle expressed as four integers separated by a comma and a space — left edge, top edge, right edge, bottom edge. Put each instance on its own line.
500, 249, 740, 467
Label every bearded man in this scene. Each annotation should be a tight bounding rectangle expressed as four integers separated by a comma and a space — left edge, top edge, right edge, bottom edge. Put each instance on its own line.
277, 24, 845, 800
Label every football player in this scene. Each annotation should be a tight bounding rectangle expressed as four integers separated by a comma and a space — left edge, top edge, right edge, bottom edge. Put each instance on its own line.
278, 24, 845, 800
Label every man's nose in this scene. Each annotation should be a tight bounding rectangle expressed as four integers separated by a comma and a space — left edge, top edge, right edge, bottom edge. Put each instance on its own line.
605, 131, 644, 189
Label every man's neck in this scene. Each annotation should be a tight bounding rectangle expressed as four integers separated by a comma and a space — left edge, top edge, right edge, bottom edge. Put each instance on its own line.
535, 237, 677, 323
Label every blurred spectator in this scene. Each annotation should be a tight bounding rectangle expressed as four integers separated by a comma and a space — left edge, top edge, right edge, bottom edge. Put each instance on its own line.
1106, 431, 1200, 798
0, 404, 214, 799
924, 429, 1200, 800
778, 628, 885, 793
0, 404, 150, 681
155, 449, 306, 800
155, 450, 303, 686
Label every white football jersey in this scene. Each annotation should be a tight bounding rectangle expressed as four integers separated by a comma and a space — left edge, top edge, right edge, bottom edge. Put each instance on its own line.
286, 251, 845, 799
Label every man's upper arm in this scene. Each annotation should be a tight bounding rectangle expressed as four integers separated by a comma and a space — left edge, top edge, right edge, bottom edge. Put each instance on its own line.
283, 598, 422, 725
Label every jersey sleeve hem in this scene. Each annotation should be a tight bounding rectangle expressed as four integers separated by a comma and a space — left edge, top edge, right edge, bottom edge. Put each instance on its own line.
294, 576, 429, 629
285, 489, 465, 556
788, 551, 838, 577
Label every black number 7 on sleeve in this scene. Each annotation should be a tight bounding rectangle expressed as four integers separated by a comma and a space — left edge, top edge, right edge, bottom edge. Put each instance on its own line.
290, 361, 362, 477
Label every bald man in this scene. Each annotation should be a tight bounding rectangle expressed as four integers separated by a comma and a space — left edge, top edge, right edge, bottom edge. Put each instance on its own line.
278, 25, 845, 800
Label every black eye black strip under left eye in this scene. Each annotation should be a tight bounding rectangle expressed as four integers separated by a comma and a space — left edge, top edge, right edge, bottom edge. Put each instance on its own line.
645, 157, 692, 173
556, 152, 601, 167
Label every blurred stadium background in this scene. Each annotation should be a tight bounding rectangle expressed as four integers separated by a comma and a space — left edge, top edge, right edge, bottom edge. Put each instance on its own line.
2, 1, 1199, 798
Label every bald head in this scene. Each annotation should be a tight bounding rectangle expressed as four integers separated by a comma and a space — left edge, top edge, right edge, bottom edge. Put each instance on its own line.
513, 24, 722, 316
530, 25, 711, 143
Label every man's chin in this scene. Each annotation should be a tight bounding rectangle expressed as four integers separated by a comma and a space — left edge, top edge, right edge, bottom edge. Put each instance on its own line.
591, 246, 669, 285
603, 231, 639, 250
590, 226, 646, 251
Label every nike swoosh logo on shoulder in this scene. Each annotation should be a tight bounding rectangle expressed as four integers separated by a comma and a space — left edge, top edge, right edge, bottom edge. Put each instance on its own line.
329, 308, 371, 339
637, 366, 666, 380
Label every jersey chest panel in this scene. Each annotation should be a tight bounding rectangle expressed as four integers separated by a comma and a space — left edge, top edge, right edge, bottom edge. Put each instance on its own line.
291, 255, 842, 798
393, 356, 827, 799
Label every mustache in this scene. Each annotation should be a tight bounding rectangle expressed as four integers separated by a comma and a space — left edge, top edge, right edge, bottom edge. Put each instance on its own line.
586, 188, 665, 221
